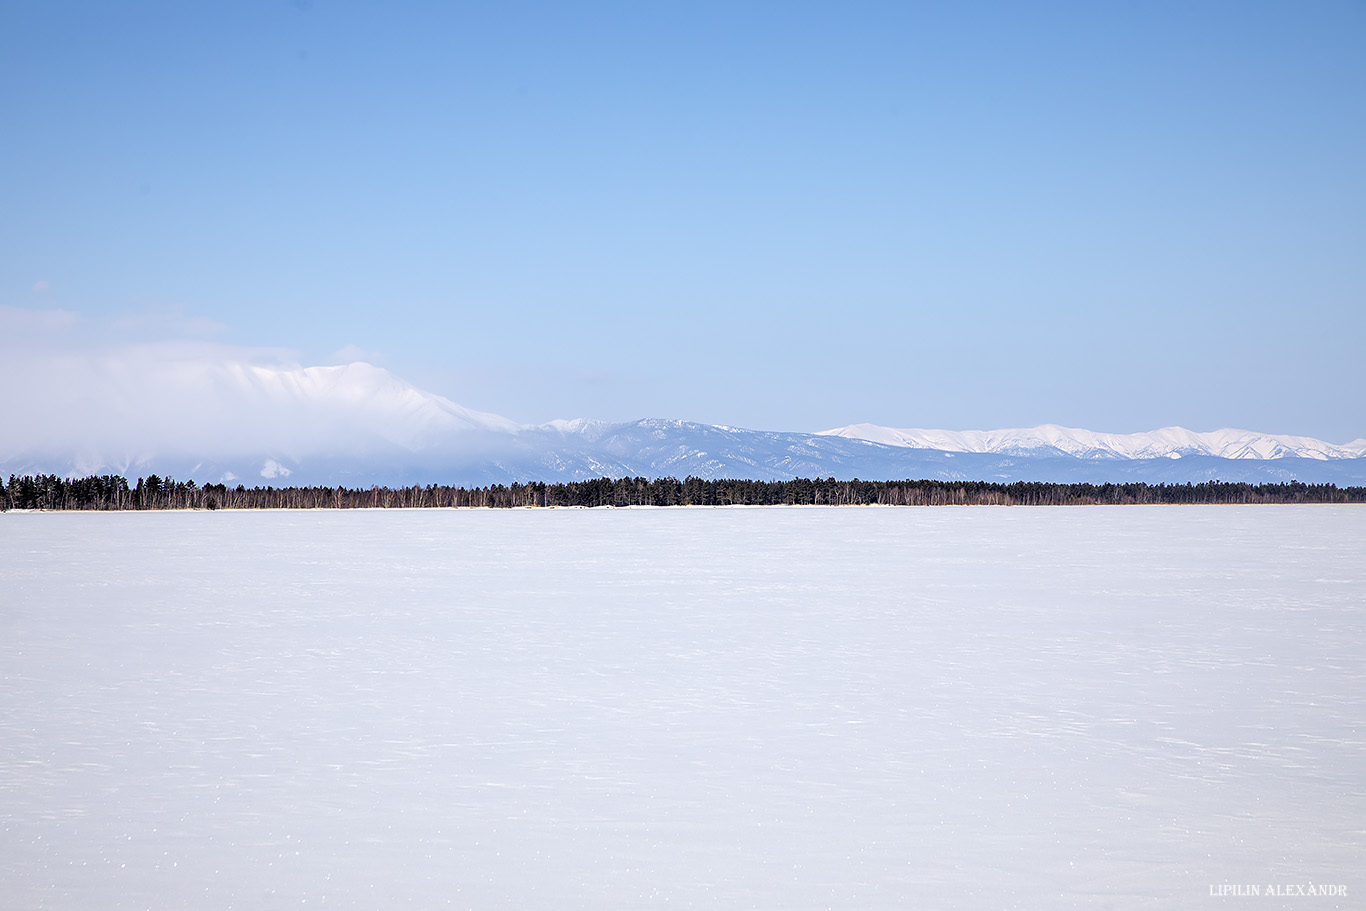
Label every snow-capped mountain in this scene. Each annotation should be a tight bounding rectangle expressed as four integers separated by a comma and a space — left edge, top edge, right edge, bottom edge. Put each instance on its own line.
819, 423, 1366, 462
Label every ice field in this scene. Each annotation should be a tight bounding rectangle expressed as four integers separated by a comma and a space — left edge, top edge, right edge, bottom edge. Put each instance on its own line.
2, 506, 1363, 909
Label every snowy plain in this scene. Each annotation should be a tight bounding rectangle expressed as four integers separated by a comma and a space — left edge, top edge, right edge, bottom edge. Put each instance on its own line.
2, 506, 1363, 910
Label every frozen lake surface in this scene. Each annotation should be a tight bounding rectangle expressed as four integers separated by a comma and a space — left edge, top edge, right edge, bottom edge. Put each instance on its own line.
2, 506, 1363, 909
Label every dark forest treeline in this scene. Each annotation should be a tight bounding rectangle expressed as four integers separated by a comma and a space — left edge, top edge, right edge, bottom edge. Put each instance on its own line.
3, 473, 1364, 511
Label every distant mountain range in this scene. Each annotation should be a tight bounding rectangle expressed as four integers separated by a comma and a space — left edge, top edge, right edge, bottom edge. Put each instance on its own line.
4, 362, 1364, 487
820, 423, 1366, 462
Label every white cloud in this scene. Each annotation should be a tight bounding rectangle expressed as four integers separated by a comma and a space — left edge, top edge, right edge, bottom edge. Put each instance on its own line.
108, 302, 231, 338
0, 307, 518, 471
260, 459, 293, 479
0, 303, 78, 334
330, 343, 384, 365
1, 338, 302, 459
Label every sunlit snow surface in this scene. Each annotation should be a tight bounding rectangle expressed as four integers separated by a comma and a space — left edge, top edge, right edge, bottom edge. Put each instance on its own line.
3, 507, 1364, 909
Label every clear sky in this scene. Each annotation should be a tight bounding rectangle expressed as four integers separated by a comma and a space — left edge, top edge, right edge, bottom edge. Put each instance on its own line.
3, 1, 1363, 440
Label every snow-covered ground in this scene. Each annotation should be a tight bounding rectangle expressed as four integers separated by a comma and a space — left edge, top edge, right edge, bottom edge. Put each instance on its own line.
2, 507, 1363, 909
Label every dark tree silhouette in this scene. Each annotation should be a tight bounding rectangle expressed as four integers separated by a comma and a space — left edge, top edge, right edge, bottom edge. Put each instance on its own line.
3, 474, 1363, 511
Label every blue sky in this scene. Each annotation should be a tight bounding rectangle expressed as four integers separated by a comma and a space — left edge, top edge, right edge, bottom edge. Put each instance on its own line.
3, 1, 1363, 439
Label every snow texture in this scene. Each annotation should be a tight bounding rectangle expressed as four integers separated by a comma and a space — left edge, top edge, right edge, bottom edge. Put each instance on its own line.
2, 507, 1364, 909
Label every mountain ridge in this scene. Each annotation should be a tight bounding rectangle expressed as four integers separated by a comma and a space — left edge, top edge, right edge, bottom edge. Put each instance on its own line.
4, 360, 1364, 487
818, 423, 1366, 461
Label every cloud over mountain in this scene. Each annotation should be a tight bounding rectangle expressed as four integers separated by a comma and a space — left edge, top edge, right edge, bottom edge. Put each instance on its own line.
0, 332, 515, 479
